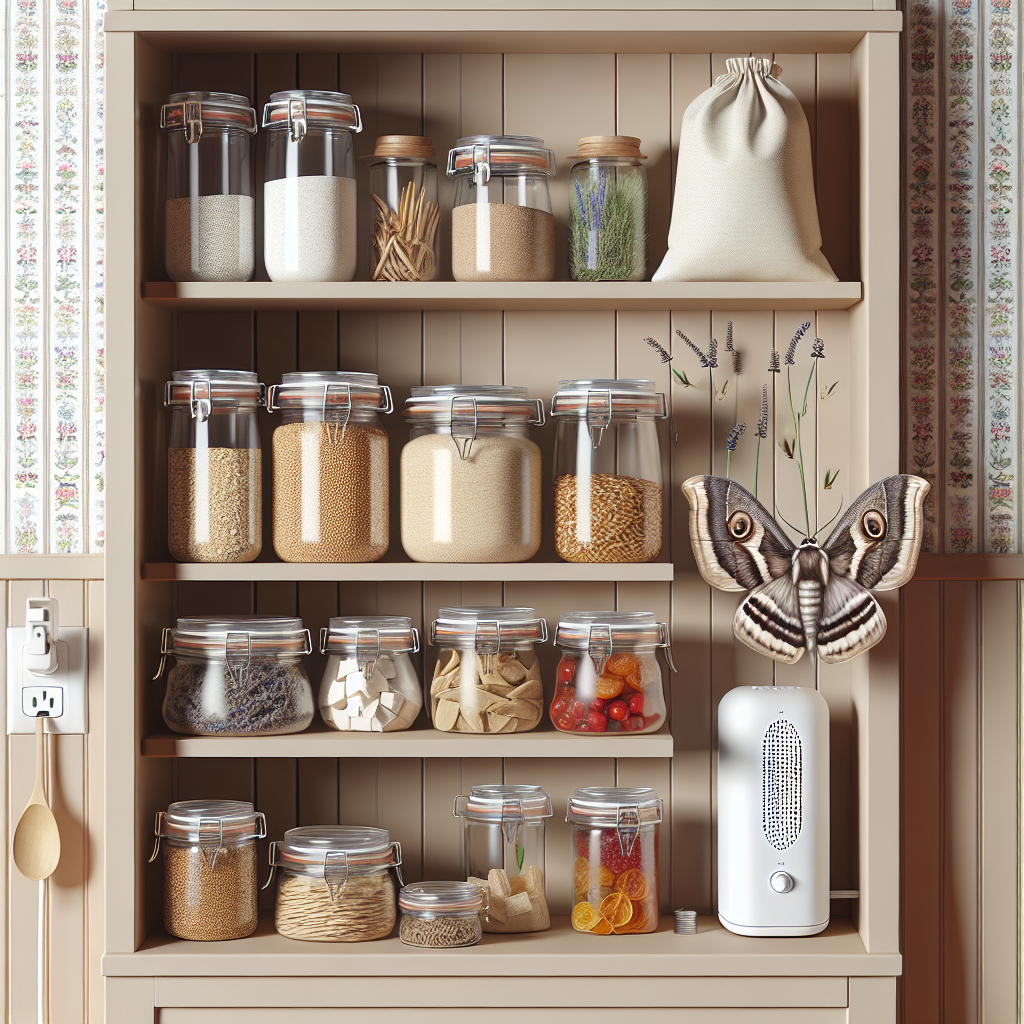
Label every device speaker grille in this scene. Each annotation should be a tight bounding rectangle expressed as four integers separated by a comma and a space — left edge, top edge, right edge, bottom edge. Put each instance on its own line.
762, 720, 802, 850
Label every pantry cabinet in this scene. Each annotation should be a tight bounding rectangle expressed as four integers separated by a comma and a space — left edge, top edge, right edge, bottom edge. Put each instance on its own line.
103, 3, 902, 1020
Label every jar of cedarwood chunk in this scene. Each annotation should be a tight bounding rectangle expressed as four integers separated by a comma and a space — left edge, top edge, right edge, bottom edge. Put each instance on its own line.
269, 372, 392, 562
400, 385, 544, 562
550, 380, 667, 562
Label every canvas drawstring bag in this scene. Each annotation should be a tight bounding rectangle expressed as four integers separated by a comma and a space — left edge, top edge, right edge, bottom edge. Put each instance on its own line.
653, 58, 837, 283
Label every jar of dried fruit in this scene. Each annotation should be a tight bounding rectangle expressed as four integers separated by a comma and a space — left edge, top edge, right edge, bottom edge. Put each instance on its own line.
447, 135, 556, 281
567, 786, 662, 935
368, 136, 439, 281
550, 610, 672, 735
155, 616, 315, 735
398, 881, 486, 947
400, 385, 544, 562
165, 369, 264, 563
150, 799, 267, 941
269, 371, 392, 562
318, 616, 422, 732
267, 826, 402, 942
454, 784, 553, 933
428, 607, 547, 734
550, 379, 667, 562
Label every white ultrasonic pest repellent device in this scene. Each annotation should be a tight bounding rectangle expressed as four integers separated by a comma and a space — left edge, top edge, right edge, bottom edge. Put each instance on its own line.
717, 685, 829, 937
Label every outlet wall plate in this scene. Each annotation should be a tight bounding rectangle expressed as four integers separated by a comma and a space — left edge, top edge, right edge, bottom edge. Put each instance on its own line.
6, 627, 88, 734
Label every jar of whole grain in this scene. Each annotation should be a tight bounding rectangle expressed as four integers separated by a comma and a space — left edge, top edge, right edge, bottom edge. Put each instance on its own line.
428, 606, 546, 734
262, 90, 362, 282
150, 799, 266, 941
398, 881, 486, 947
160, 92, 257, 282
447, 135, 556, 281
269, 371, 392, 562
165, 369, 264, 563
550, 380, 667, 562
400, 385, 544, 562
268, 826, 402, 942
319, 616, 422, 732
156, 615, 315, 735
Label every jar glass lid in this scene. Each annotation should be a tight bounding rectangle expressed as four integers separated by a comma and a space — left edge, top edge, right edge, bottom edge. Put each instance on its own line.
399, 880, 486, 913
268, 371, 393, 417
160, 616, 312, 660
455, 784, 553, 821
554, 610, 670, 654
276, 825, 396, 866
566, 786, 664, 826
161, 91, 258, 141
151, 799, 267, 857
550, 379, 668, 420
262, 89, 363, 138
403, 385, 544, 427
164, 369, 264, 419
431, 607, 548, 651
447, 135, 556, 179
321, 615, 420, 657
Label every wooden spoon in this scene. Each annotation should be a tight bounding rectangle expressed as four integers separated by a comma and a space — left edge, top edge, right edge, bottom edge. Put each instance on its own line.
13, 718, 60, 880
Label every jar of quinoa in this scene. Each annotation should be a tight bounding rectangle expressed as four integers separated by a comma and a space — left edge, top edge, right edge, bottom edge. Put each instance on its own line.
269, 371, 392, 562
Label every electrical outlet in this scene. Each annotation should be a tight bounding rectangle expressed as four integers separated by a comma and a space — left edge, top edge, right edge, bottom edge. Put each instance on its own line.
21, 686, 64, 719
7, 628, 88, 734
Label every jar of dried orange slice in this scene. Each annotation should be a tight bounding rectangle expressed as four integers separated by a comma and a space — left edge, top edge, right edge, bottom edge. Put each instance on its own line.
567, 786, 662, 935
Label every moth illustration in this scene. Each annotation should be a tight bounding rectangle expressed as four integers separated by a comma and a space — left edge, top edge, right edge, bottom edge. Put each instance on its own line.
681, 474, 930, 664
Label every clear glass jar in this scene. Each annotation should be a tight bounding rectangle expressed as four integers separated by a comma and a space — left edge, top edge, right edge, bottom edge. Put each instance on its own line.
400, 385, 544, 562
447, 135, 556, 281
454, 784, 552, 933
261, 90, 362, 282
150, 799, 266, 941
160, 92, 257, 282
428, 607, 546, 734
569, 136, 648, 282
567, 786, 662, 935
165, 369, 263, 563
319, 616, 422, 732
369, 136, 439, 281
156, 616, 315, 735
267, 826, 401, 942
399, 881, 486, 947
550, 379, 667, 562
269, 371, 392, 562
551, 611, 671, 735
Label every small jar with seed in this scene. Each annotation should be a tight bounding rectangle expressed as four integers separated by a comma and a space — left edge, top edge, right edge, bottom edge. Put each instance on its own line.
268, 826, 402, 942
269, 371, 392, 562
156, 616, 315, 735
428, 607, 546, 734
150, 799, 267, 941
399, 881, 486, 947
165, 369, 263, 563
550, 380, 667, 563
368, 136, 439, 281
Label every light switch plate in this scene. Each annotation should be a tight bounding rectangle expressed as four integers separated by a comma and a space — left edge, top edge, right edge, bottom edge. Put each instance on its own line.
6, 627, 88, 734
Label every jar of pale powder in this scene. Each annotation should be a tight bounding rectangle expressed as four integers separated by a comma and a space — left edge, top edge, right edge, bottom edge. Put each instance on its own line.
447, 135, 556, 282
400, 385, 544, 562
269, 371, 391, 562
160, 92, 257, 282
262, 90, 362, 282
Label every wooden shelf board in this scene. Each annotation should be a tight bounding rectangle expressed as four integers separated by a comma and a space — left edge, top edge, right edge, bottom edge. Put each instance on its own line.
141, 561, 676, 582
140, 281, 863, 312
914, 553, 1024, 581
101, 915, 900, 979
142, 723, 674, 758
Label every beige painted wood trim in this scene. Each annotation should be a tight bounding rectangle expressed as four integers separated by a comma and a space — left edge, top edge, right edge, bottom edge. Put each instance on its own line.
915, 554, 1024, 581
161, 1009, 849, 1023
0, 556, 103, 580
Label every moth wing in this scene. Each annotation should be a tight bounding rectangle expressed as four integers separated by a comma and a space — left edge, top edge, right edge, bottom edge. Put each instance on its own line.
733, 576, 807, 665
817, 574, 887, 664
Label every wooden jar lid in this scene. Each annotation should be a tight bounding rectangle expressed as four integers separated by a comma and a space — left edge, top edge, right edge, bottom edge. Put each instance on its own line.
572, 135, 647, 159
373, 135, 435, 158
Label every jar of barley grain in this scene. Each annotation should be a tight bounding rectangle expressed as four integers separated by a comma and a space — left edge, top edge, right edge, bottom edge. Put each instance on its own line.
269, 371, 392, 562
151, 799, 266, 941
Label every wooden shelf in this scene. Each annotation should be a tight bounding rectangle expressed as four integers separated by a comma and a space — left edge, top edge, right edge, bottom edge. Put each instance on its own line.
140, 280, 863, 312
142, 723, 675, 758
141, 561, 675, 582
914, 553, 1024, 581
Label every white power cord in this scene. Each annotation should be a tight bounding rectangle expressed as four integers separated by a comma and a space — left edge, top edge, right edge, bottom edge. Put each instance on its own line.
38, 878, 45, 1024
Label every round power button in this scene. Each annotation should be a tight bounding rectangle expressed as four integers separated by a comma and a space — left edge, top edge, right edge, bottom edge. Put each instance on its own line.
770, 871, 794, 893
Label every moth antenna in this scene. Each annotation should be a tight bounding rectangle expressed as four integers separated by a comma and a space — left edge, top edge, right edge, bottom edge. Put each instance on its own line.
814, 498, 845, 539
774, 506, 806, 540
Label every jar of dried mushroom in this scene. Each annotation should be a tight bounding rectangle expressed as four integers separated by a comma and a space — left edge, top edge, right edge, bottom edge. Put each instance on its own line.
150, 799, 267, 941
269, 371, 392, 562
319, 616, 422, 732
551, 610, 672, 735
428, 606, 546, 734
165, 369, 264, 563
398, 881, 485, 947
401, 385, 544, 562
447, 135, 556, 281
368, 136, 439, 281
550, 379, 667, 562
455, 784, 552, 933
160, 92, 257, 282
268, 826, 402, 942
156, 616, 315, 735
567, 786, 662, 935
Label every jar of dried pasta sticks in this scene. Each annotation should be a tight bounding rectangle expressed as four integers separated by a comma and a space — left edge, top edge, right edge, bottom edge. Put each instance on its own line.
399, 881, 486, 947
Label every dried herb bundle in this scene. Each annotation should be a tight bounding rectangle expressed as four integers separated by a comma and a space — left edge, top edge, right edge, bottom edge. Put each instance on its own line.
371, 182, 440, 281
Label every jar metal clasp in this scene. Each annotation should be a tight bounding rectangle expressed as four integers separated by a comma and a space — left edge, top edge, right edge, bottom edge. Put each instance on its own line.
449, 396, 479, 461
615, 804, 641, 858
183, 99, 203, 145
584, 390, 612, 449
323, 850, 349, 901
152, 626, 174, 681
149, 811, 166, 862
198, 816, 226, 869
224, 631, 253, 685
586, 623, 613, 676
355, 627, 382, 680
262, 840, 281, 891
188, 378, 213, 423
323, 382, 353, 442
471, 143, 491, 187
286, 96, 307, 142
500, 797, 524, 848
